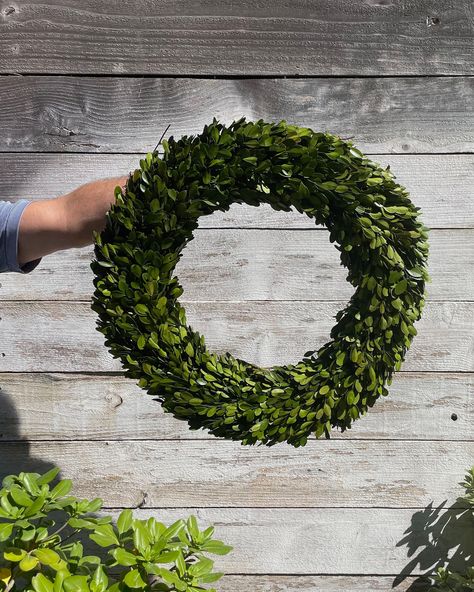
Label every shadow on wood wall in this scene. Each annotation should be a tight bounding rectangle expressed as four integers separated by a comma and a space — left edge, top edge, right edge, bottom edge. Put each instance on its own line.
394, 496, 474, 590
0, 391, 55, 479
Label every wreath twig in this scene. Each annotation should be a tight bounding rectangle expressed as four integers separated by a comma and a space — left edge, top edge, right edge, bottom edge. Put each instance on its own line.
153, 123, 171, 152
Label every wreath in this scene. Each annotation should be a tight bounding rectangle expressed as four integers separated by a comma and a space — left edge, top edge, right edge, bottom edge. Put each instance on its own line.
91, 118, 429, 447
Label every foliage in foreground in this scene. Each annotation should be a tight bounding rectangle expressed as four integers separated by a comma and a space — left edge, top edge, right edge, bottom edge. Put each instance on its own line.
0, 469, 231, 592
430, 467, 474, 591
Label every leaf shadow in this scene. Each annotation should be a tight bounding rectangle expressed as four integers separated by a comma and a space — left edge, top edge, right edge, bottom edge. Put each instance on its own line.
393, 496, 474, 590
0, 389, 56, 481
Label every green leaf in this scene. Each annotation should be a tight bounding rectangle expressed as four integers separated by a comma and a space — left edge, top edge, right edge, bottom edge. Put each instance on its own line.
32, 573, 55, 592
153, 550, 180, 563
111, 548, 137, 567
201, 540, 233, 555
117, 508, 133, 534
24, 500, 46, 522
199, 571, 224, 583
63, 575, 91, 592
188, 557, 213, 577
160, 519, 184, 542
156, 568, 181, 586
0, 522, 13, 541
320, 181, 337, 190
187, 515, 199, 540
22, 473, 40, 495
91, 566, 108, 592
86, 498, 103, 513
154, 296, 168, 315
53, 571, 66, 592
392, 297, 403, 311
367, 177, 383, 186
123, 569, 147, 589
176, 550, 186, 576
394, 279, 408, 295
134, 304, 148, 316
10, 485, 33, 507
33, 548, 61, 566
19, 554, 39, 571
68, 517, 96, 529
50, 479, 72, 500
89, 524, 118, 548
133, 520, 151, 553
4, 547, 27, 562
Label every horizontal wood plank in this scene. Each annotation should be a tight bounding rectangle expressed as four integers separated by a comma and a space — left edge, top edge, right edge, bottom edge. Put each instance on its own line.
98, 508, 474, 575
218, 575, 425, 592
0, 1, 472, 75
1, 439, 471, 508
2, 153, 472, 229
0, 372, 471, 441
0, 228, 471, 301
2, 2, 472, 584
1, 77, 473, 153
0, 301, 472, 372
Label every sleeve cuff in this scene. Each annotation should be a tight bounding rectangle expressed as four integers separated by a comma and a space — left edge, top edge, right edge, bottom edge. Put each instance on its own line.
4, 200, 42, 274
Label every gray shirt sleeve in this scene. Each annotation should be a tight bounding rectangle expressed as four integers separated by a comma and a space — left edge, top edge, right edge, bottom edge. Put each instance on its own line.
0, 200, 42, 274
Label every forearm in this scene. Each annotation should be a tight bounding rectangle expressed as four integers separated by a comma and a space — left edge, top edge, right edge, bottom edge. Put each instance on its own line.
17, 176, 127, 267
56, 176, 127, 247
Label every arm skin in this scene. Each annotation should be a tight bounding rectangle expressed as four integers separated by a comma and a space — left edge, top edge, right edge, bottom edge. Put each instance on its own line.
17, 176, 128, 267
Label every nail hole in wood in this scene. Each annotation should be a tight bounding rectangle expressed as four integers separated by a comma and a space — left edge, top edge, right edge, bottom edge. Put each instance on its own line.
427, 16, 440, 26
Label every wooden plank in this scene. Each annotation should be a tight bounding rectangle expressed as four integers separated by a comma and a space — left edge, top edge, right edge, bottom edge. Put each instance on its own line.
1, 372, 471, 441
0, 228, 471, 301
0, 77, 473, 153
0, 301, 472, 372
218, 575, 425, 592
97, 508, 474, 575
1, 440, 471, 508
0, 2, 472, 75
2, 154, 472, 229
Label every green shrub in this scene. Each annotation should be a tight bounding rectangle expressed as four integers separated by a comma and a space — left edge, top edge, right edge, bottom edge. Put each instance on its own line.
0, 469, 231, 592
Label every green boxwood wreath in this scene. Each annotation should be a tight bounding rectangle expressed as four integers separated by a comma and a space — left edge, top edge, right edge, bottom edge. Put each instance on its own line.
91, 117, 429, 447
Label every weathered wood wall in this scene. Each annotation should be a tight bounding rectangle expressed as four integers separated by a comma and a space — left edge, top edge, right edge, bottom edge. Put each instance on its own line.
0, 2, 473, 591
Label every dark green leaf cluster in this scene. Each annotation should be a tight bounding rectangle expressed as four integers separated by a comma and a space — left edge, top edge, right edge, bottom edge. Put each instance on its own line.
0, 470, 230, 592
91, 117, 429, 446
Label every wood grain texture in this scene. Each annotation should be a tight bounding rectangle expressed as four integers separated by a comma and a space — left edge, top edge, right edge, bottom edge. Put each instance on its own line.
1, 372, 471, 441
0, 228, 471, 301
2, 153, 473, 229
98, 508, 474, 575
0, 301, 472, 372
1, 440, 471, 508
218, 575, 425, 592
1, 77, 473, 153
1, 0, 472, 584
0, 1, 472, 75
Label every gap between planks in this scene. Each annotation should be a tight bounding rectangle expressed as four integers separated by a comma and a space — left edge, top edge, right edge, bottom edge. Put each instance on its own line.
3, 73, 474, 79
